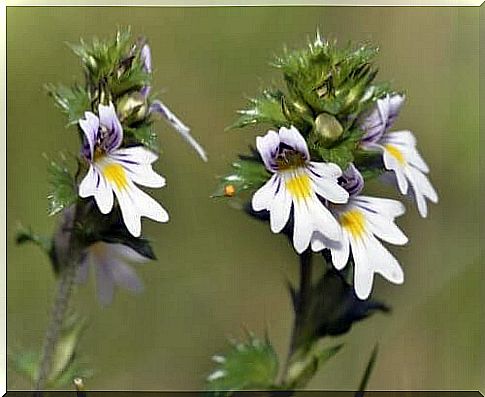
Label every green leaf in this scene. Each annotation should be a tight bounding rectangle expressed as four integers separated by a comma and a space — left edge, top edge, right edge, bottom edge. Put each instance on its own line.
356, 344, 379, 395
311, 129, 362, 170
286, 342, 343, 388
213, 158, 270, 198
227, 90, 288, 130
124, 125, 159, 152
15, 224, 52, 255
207, 332, 279, 396
46, 155, 78, 216
45, 83, 91, 126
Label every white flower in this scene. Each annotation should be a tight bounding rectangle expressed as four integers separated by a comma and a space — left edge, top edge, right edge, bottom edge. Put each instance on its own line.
78, 102, 169, 237
252, 126, 349, 254
77, 242, 149, 305
359, 94, 438, 218
379, 131, 438, 218
312, 196, 407, 300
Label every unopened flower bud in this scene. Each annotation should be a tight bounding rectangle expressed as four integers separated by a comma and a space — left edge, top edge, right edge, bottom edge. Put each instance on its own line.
314, 112, 343, 144
116, 92, 148, 123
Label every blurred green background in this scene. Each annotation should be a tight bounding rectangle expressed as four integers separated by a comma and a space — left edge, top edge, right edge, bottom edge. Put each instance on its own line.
6, 6, 483, 391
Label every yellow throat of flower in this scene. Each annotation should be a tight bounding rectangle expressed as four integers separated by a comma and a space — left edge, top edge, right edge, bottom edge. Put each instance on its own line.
385, 144, 406, 165
340, 209, 366, 239
286, 173, 311, 200
102, 163, 128, 190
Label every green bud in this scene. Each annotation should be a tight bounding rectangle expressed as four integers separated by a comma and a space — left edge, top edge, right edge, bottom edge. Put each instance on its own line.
116, 92, 148, 123
314, 112, 344, 144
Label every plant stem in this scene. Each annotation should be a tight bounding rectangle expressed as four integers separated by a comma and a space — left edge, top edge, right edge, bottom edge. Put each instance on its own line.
34, 204, 83, 390
34, 262, 78, 390
280, 251, 313, 384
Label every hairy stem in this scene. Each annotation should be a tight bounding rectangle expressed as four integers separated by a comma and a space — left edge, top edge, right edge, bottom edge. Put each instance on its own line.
34, 262, 78, 390
34, 204, 83, 390
281, 251, 313, 385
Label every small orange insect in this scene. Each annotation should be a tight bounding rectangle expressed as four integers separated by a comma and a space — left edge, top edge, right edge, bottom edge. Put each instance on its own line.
224, 184, 236, 197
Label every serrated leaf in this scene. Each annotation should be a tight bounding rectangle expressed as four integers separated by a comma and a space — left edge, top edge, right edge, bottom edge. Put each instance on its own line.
207, 333, 279, 395
46, 156, 78, 216
213, 158, 270, 198
286, 343, 343, 388
45, 83, 91, 126
228, 90, 288, 130
124, 125, 159, 152
15, 224, 52, 255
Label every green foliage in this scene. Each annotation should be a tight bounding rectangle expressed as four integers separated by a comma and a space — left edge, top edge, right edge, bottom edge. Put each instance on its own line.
46, 155, 78, 216
15, 224, 52, 255
213, 158, 270, 198
124, 124, 159, 152
68, 27, 150, 97
286, 343, 343, 388
45, 83, 91, 126
227, 89, 289, 130
310, 128, 363, 169
207, 332, 279, 395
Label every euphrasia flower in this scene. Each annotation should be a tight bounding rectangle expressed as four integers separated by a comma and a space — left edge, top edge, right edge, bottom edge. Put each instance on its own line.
252, 126, 349, 254
79, 102, 169, 237
77, 242, 148, 305
360, 94, 438, 217
140, 43, 207, 162
312, 165, 407, 299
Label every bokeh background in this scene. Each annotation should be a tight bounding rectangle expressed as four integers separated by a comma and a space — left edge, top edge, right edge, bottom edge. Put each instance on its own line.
7, 6, 483, 391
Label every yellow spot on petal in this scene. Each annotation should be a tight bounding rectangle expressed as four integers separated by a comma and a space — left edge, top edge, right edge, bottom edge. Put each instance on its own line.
102, 163, 128, 190
340, 209, 366, 239
385, 144, 406, 165
286, 173, 311, 200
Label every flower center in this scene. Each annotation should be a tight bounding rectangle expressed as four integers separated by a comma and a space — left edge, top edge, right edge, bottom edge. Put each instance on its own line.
340, 209, 366, 239
276, 149, 306, 171
286, 173, 311, 200
385, 144, 406, 165
102, 163, 128, 190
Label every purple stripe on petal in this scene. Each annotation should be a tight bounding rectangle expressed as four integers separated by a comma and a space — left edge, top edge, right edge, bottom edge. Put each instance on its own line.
339, 163, 364, 196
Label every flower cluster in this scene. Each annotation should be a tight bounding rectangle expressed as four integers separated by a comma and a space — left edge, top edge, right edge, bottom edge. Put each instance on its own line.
218, 35, 437, 299
45, 30, 206, 304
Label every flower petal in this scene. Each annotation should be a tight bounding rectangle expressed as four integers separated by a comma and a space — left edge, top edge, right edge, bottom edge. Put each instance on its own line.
352, 196, 405, 218
269, 177, 291, 233
79, 112, 99, 160
110, 261, 144, 293
79, 166, 114, 214
112, 243, 151, 263
350, 236, 374, 300
365, 211, 408, 245
279, 126, 310, 161
405, 166, 438, 218
310, 173, 349, 204
99, 102, 123, 152
95, 258, 115, 306
251, 174, 279, 212
366, 235, 404, 285
256, 130, 280, 172
150, 100, 207, 161
308, 161, 342, 179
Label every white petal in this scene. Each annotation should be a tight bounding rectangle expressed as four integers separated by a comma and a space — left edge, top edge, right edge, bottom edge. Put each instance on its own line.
307, 195, 342, 242
292, 199, 314, 254
353, 196, 405, 218
269, 179, 292, 233
350, 236, 374, 300
407, 147, 429, 173
310, 173, 349, 204
383, 130, 417, 147
331, 232, 350, 270
256, 130, 280, 172
383, 149, 409, 194
251, 174, 279, 212
405, 167, 438, 218
113, 185, 142, 237
134, 186, 170, 223
79, 166, 114, 214
309, 162, 342, 179
113, 146, 158, 164
279, 126, 310, 160
365, 211, 408, 246
367, 235, 404, 285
